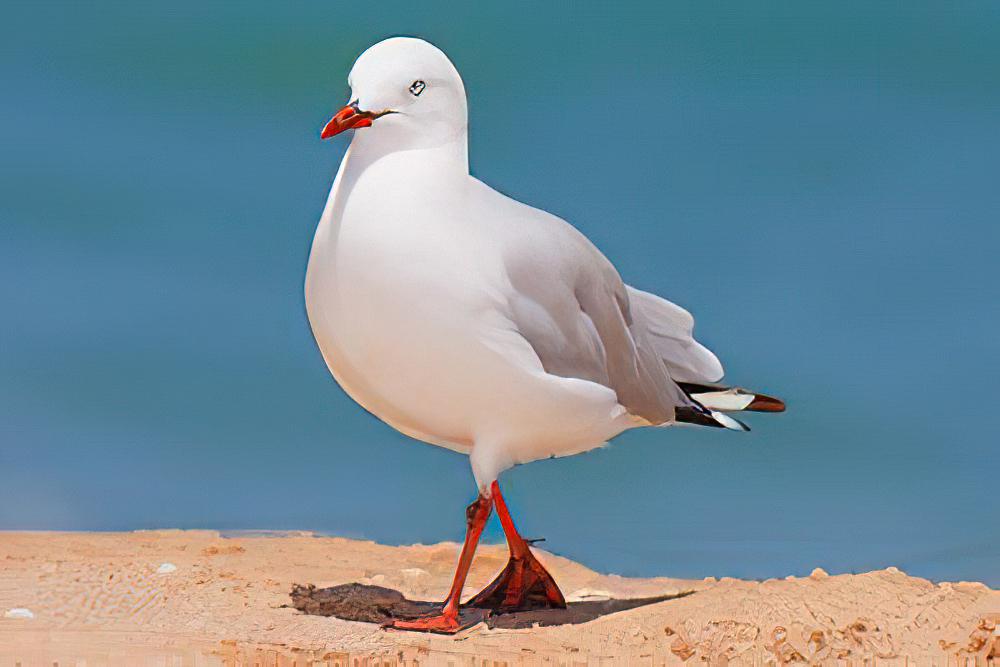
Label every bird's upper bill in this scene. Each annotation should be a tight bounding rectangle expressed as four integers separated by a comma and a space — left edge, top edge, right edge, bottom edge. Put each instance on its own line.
321, 103, 389, 139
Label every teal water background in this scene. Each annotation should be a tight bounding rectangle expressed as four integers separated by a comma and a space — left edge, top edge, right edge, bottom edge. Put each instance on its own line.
2, 2, 998, 585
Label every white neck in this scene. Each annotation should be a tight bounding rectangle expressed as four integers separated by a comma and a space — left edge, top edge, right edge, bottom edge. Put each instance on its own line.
317, 130, 470, 238
344, 127, 469, 180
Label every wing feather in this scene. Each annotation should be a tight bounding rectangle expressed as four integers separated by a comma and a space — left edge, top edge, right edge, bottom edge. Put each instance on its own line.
625, 286, 724, 383
501, 205, 687, 424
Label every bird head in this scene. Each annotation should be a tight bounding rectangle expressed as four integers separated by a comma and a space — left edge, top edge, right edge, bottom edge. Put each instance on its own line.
321, 38, 468, 150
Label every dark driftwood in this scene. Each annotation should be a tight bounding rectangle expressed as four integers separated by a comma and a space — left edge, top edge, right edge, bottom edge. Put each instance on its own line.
289, 582, 693, 630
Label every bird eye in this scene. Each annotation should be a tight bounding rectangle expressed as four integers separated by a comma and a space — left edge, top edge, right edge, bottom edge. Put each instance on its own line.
409, 80, 426, 97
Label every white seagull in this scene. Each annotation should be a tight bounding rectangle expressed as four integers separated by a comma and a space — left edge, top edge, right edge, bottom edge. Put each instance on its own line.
305, 37, 784, 632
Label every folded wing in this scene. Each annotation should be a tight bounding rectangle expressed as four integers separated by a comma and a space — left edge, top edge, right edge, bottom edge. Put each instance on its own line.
625, 286, 724, 384
503, 215, 692, 425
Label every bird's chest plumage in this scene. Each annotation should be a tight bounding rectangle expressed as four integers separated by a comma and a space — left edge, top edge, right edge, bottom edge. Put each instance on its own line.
305, 164, 512, 446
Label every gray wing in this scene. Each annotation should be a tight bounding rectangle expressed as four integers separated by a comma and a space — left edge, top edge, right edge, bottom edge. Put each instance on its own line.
503, 212, 697, 425
625, 286, 724, 384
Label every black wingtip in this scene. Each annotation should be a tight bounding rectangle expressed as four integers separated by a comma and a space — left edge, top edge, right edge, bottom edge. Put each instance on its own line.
675, 407, 749, 431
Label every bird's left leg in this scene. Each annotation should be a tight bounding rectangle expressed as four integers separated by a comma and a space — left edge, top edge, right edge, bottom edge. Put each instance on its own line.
389, 491, 493, 633
466, 480, 566, 611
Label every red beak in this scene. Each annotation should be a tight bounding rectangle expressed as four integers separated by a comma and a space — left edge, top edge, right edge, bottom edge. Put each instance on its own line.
321, 103, 376, 139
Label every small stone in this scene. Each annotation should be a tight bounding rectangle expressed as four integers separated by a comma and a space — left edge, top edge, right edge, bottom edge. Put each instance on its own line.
4, 608, 34, 619
809, 567, 829, 580
156, 562, 178, 574
566, 587, 612, 602
670, 636, 695, 661
785, 575, 797, 581
885, 566, 903, 575
702, 576, 717, 583
400, 567, 428, 578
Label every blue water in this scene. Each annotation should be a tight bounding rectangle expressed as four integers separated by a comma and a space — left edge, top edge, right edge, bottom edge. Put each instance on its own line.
1, 2, 997, 586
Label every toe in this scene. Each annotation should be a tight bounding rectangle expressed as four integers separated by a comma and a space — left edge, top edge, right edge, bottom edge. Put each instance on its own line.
389, 614, 462, 634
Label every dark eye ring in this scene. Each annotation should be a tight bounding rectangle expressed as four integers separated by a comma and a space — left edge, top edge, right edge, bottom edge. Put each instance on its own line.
409, 80, 426, 97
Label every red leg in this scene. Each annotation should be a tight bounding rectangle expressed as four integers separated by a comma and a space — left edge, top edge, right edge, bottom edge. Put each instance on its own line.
466, 481, 566, 611
389, 492, 493, 633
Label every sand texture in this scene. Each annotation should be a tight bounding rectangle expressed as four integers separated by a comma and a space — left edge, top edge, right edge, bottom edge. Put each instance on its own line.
0, 530, 997, 665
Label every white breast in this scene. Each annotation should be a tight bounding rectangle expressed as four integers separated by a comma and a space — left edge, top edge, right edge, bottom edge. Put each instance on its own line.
306, 155, 515, 452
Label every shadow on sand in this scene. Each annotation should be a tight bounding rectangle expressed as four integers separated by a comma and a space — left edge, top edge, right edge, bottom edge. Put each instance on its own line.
290, 583, 694, 630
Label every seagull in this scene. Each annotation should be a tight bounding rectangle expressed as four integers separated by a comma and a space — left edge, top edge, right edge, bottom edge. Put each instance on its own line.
305, 37, 784, 633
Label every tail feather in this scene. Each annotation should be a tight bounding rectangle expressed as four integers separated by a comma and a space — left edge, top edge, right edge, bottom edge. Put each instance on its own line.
677, 382, 786, 413
674, 406, 750, 432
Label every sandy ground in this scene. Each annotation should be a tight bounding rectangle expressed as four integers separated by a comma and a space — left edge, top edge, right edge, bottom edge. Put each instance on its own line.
0, 531, 996, 665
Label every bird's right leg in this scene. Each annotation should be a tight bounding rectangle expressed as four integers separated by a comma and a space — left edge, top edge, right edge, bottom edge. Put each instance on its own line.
389, 492, 493, 633
466, 480, 566, 611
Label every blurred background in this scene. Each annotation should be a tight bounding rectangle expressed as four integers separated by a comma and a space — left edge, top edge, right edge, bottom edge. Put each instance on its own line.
2, 2, 998, 585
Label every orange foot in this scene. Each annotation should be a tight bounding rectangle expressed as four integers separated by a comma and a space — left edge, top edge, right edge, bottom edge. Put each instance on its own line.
466, 546, 566, 612
389, 612, 461, 634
